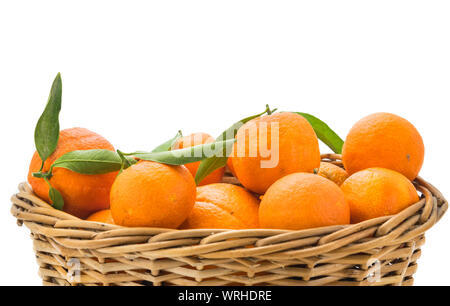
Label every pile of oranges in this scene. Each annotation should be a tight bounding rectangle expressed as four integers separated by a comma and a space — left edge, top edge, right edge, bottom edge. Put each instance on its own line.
28, 111, 424, 231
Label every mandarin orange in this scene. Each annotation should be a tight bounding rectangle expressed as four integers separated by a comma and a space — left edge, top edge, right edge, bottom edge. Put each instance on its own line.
342, 112, 424, 180
180, 183, 259, 229
341, 167, 419, 223
28, 127, 117, 219
259, 173, 350, 230
86, 209, 115, 225
230, 112, 320, 194
110, 161, 196, 228
317, 162, 349, 186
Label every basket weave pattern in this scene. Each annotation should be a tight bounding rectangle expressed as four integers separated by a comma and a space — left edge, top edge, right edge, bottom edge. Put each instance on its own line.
11, 155, 447, 286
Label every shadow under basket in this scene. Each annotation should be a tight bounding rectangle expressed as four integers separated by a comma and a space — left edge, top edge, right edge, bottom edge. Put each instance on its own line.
11, 154, 448, 286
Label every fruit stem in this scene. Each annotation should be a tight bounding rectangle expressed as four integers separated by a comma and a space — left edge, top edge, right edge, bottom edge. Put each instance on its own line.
32, 171, 52, 180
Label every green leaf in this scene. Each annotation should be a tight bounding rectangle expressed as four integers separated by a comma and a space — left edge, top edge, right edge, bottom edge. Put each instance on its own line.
34, 73, 63, 169
126, 139, 236, 165
293, 112, 344, 154
151, 130, 183, 152
44, 177, 64, 210
117, 150, 137, 174
194, 141, 235, 185
194, 106, 274, 184
216, 106, 275, 143
49, 186, 64, 210
51, 149, 124, 175
125, 156, 138, 167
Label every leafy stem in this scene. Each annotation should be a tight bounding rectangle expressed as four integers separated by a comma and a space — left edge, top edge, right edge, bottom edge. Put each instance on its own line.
117, 150, 135, 174
43, 177, 64, 210
123, 139, 237, 165
32, 171, 52, 180
151, 130, 183, 152
32, 73, 65, 209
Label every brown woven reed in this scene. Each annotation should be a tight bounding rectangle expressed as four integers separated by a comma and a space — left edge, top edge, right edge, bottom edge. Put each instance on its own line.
11, 154, 447, 286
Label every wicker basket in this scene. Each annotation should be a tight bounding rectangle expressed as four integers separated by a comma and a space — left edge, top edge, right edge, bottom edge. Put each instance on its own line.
11, 154, 447, 286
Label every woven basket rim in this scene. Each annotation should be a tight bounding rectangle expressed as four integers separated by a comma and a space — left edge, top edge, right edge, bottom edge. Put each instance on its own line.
11, 154, 448, 259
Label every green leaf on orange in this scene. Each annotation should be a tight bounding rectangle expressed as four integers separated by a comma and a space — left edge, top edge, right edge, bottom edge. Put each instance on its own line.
49, 186, 64, 210
44, 177, 64, 210
51, 149, 128, 175
125, 139, 236, 166
292, 112, 344, 154
194, 105, 275, 184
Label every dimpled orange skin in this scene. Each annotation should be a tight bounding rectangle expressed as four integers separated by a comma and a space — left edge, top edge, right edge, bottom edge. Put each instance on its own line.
27, 127, 117, 219
342, 112, 424, 181
180, 183, 260, 229
231, 112, 321, 194
341, 168, 419, 224
175, 132, 225, 186
317, 162, 349, 186
259, 173, 350, 230
110, 161, 196, 228
87, 209, 115, 225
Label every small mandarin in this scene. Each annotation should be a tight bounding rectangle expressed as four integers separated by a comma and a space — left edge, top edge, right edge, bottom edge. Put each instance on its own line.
28, 127, 117, 219
259, 173, 350, 230
180, 183, 259, 229
342, 112, 424, 180
317, 162, 349, 186
110, 161, 196, 228
341, 168, 419, 223
86, 209, 115, 225
231, 112, 321, 194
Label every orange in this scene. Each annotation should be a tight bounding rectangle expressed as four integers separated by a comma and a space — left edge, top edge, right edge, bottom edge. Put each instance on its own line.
175, 132, 225, 186
317, 162, 349, 186
342, 112, 424, 180
86, 209, 115, 225
230, 112, 320, 194
259, 173, 350, 230
341, 167, 419, 223
28, 127, 117, 219
110, 161, 196, 228
226, 158, 236, 177
180, 183, 259, 229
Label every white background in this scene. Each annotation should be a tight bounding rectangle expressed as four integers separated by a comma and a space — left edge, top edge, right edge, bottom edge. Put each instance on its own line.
0, 1, 449, 286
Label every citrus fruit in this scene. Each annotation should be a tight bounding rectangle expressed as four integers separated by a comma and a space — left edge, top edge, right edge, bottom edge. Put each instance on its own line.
230, 112, 320, 194
342, 112, 424, 180
110, 161, 196, 228
317, 162, 349, 186
180, 183, 259, 229
28, 127, 117, 219
341, 167, 419, 223
259, 173, 350, 230
226, 158, 236, 177
86, 209, 115, 225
